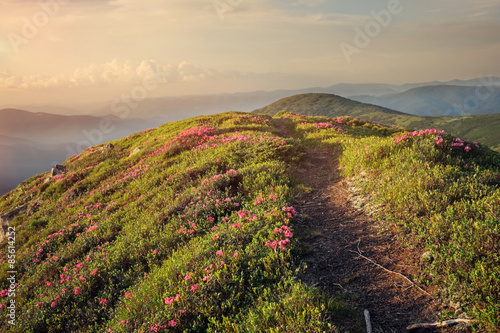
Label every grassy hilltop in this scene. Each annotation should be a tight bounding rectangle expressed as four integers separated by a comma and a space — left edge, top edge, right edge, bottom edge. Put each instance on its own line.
0, 110, 499, 331
254, 93, 500, 152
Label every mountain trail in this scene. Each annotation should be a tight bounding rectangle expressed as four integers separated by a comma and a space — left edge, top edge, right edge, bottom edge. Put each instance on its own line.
271, 119, 467, 332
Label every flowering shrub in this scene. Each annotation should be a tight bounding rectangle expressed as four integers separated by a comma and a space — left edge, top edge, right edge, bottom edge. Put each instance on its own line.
395, 128, 444, 144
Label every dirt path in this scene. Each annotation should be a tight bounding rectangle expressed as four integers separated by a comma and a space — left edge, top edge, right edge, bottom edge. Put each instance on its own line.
272, 119, 468, 332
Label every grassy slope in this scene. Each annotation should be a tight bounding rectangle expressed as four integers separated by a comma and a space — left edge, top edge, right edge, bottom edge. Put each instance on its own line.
1, 110, 499, 331
0, 113, 337, 332
254, 93, 500, 151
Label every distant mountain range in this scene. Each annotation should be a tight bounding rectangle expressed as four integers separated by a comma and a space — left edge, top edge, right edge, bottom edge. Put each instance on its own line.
1, 76, 500, 195
4, 77, 499, 118
351, 85, 500, 116
253, 93, 500, 152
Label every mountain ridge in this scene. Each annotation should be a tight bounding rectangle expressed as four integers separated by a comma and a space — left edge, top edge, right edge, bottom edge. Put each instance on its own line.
351, 85, 500, 116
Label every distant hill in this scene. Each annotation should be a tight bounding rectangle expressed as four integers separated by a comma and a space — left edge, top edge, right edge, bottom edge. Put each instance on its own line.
351, 85, 500, 116
253, 93, 500, 151
253, 93, 417, 122
0, 109, 159, 196
0, 109, 123, 144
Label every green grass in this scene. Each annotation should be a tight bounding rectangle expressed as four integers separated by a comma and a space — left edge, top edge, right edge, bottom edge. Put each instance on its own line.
1, 110, 499, 331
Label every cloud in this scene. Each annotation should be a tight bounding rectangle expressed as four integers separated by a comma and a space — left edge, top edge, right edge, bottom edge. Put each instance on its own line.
0, 59, 225, 89
178, 61, 216, 81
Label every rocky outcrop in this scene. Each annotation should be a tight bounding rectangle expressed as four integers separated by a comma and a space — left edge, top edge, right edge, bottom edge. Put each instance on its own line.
0, 205, 26, 242
100, 143, 114, 152
50, 164, 67, 177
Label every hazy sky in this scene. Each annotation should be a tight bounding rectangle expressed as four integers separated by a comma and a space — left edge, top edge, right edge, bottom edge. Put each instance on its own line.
1, 0, 500, 106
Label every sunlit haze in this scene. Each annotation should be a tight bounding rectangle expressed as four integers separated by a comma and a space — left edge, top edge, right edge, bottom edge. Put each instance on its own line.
1, 0, 500, 106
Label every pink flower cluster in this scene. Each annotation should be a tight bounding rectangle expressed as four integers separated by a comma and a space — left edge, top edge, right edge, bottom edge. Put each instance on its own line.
149, 321, 177, 332
282, 206, 298, 218
265, 225, 294, 251
164, 294, 180, 305
200, 169, 238, 186
450, 138, 479, 152
332, 116, 352, 124
395, 129, 445, 144
149, 125, 219, 157
239, 115, 270, 123
115, 162, 151, 184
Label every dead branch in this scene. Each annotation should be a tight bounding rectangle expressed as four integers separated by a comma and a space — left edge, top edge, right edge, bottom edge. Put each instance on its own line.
406, 318, 473, 330
364, 309, 372, 333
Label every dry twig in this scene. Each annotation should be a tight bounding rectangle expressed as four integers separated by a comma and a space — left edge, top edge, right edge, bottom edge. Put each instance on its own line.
351, 239, 433, 298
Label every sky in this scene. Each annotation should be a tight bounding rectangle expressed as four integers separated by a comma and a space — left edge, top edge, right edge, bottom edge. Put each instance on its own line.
0, 0, 500, 106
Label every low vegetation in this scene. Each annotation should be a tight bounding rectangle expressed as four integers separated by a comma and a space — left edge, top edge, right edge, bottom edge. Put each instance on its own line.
1, 110, 499, 331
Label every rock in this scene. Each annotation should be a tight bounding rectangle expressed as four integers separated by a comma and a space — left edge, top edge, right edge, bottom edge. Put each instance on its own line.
130, 146, 143, 156
100, 143, 114, 152
50, 164, 67, 177
449, 300, 463, 311
0, 205, 27, 242
421, 251, 434, 263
